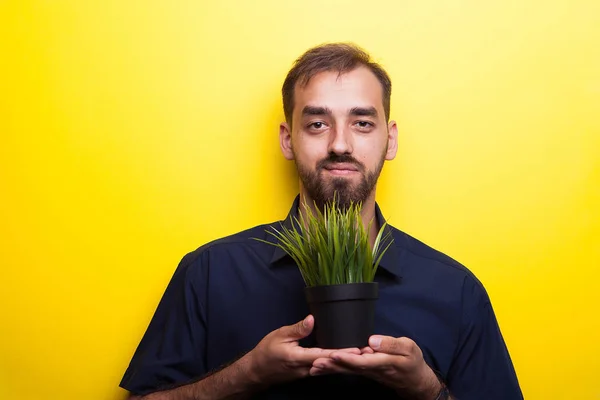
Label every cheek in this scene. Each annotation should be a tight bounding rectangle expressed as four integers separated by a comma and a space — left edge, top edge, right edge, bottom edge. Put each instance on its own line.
293, 140, 328, 167
293, 149, 320, 171
352, 142, 376, 161
355, 146, 385, 170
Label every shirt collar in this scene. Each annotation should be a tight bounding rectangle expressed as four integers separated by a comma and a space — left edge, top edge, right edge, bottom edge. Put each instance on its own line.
268, 195, 402, 278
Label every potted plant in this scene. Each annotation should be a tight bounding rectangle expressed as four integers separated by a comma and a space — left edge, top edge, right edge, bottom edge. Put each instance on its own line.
258, 196, 393, 349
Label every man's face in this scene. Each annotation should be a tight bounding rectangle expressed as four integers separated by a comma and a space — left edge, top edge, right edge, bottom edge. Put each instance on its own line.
280, 66, 397, 209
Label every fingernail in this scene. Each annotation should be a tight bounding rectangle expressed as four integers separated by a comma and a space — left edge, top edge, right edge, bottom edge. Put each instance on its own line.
369, 336, 382, 350
303, 315, 311, 329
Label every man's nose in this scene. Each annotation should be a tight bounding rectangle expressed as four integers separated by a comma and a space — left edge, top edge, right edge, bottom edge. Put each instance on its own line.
328, 126, 353, 155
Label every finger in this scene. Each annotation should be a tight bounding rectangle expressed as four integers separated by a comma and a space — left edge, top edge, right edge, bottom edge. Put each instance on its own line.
369, 335, 414, 356
330, 351, 369, 368
310, 353, 360, 369
311, 356, 332, 369
291, 346, 341, 365
361, 346, 374, 354
312, 357, 358, 370
330, 350, 393, 370
291, 345, 361, 364
330, 347, 361, 355
278, 315, 314, 341
310, 359, 356, 376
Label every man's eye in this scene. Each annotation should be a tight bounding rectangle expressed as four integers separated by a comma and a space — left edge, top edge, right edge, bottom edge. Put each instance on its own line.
356, 121, 373, 128
309, 122, 325, 129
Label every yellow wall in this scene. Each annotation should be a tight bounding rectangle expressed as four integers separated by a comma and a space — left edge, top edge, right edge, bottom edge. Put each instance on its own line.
1, 1, 598, 399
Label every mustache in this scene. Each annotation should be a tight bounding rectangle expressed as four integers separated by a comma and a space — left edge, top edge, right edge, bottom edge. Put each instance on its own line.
317, 154, 365, 172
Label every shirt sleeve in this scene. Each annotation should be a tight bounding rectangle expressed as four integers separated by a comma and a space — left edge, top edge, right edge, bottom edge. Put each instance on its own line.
446, 275, 524, 399
119, 251, 209, 396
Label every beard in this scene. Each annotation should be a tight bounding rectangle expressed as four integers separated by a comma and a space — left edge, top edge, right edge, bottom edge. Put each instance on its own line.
294, 149, 387, 210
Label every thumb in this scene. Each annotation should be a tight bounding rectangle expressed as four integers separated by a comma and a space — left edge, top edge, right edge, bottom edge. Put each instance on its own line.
279, 315, 314, 340
369, 335, 413, 356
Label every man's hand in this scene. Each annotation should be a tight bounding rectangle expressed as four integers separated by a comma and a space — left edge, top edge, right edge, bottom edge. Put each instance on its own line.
309, 335, 442, 400
245, 315, 360, 387
129, 315, 360, 400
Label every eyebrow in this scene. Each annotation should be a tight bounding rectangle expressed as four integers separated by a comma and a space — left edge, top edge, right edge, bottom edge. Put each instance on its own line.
302, 106, 332, 117
301, 106, 379, 118
349, 107, 378, 118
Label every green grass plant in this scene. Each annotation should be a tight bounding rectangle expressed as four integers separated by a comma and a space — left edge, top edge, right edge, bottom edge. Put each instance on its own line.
257, 197, 393, 287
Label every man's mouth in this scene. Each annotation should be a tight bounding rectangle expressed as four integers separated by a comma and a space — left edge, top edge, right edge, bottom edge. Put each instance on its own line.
323, 163, 359, 175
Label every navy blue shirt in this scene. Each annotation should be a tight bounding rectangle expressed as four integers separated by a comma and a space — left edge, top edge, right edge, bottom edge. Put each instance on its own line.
121, 197, 522, 399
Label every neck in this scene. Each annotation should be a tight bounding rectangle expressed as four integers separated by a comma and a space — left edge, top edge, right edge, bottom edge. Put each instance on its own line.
298, 188, 380, 249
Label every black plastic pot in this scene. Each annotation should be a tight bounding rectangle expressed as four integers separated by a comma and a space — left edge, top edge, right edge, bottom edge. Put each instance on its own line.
304, 282, 378, 349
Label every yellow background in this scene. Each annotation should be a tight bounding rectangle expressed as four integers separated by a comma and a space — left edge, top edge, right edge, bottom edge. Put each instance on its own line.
1, 1, 599, 399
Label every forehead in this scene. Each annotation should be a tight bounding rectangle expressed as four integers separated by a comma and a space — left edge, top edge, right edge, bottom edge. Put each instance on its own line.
293, 67, 384, 116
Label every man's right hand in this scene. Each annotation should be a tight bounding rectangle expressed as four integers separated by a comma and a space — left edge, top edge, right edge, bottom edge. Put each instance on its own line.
243, 315, 360, 387
129, 315, 358, 399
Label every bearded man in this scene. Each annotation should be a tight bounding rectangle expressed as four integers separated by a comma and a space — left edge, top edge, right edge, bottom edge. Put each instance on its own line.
120, 43, 523, 400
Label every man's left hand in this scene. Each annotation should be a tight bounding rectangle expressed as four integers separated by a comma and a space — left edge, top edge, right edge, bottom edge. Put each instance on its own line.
310, 335, 442, 400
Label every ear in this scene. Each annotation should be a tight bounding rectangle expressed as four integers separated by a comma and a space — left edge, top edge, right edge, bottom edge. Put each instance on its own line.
385, 120, 398, 161
280, 122, 295, 160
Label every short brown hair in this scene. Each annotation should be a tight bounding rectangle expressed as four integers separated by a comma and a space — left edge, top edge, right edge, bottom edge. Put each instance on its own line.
282, 43, 392, 125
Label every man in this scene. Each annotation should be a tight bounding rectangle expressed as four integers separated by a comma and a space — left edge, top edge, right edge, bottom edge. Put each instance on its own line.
120, 43, 523, 399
